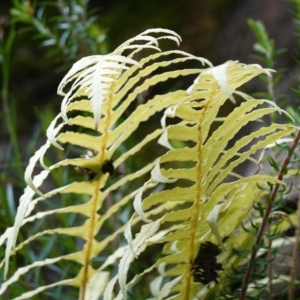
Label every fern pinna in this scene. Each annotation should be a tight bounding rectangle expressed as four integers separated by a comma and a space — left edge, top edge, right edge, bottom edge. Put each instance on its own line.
0, 29, 295, 300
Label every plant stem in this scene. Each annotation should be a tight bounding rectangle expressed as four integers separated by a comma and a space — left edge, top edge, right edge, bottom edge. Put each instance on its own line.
1, 29, 24, 179
288, 190, 300, 300
267, 230, 273, 299
239, 129, 300, 300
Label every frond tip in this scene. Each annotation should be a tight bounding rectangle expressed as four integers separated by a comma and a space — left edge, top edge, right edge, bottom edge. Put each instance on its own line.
58, 55, 140, 129
57, 28, 187, 130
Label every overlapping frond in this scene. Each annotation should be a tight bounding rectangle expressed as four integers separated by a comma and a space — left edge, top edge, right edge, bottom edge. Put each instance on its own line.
105, 61, 296, 300
0, 29, 212, 299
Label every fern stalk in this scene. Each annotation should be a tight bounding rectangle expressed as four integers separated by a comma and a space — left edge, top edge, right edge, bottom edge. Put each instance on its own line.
185, 117, 205, 300
80, 56, 118, 299
239, 129, 300, 300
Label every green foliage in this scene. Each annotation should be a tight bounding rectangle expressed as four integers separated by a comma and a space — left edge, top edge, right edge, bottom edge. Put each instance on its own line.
10, 0, 108, 68
247, 19, 286, 70
247, 18, 287, 112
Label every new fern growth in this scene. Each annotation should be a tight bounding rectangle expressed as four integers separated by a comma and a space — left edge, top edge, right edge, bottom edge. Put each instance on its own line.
0, 28, 296, 300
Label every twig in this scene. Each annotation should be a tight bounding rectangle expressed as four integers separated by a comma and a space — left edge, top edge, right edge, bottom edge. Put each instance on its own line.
239, 129, 300, 300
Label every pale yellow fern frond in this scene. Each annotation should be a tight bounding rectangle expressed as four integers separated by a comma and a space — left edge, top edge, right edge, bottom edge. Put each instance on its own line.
106, 61, 295, 300
0, 29, 212, 300
0, 29, 295, 300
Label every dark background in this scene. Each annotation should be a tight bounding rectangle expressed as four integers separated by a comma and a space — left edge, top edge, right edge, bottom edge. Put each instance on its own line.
0, 0, 298, 147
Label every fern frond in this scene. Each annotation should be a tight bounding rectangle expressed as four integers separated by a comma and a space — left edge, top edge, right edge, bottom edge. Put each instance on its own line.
0, 29, 295, 300
108, 61, 296, 300
58, 55, 139, 129
0, 29, 212, 299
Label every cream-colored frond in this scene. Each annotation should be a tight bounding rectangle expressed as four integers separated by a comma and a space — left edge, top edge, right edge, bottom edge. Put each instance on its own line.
1, 28, 295, 300
58, 55, 139, 129
109, 61, 296, 300
1, 28, 214, 299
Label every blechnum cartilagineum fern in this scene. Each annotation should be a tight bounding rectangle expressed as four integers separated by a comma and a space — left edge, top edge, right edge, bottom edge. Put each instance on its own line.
0, 28, 298, 300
